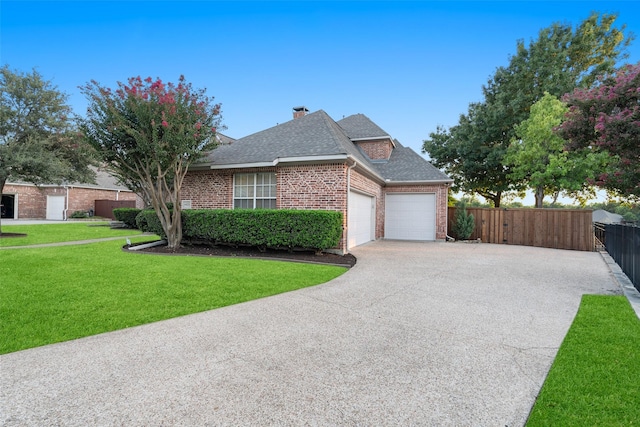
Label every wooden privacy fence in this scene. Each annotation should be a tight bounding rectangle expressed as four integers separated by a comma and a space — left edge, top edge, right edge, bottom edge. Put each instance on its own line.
448, 207, 594, 251
94, 199, 136, 220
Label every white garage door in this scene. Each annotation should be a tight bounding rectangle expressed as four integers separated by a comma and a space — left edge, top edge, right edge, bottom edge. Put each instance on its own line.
348, 191, 374, 249
46, 195, 65, 220
385, 193, 436, 241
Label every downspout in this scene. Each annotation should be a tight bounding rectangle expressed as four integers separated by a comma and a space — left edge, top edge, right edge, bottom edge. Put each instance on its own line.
116, 189, 120, 201
445, 183, 455, 241
346, 160, 357, 252
64, 186, 69, 221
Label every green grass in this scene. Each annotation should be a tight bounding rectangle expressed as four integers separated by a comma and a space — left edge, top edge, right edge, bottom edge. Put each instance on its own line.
526, 295, 640, 426
0, 237, 346, 354
0, 222, 142, 246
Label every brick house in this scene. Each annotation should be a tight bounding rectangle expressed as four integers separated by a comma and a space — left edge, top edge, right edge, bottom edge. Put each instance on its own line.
182, 107, 453, 253
1, 168, 142, 220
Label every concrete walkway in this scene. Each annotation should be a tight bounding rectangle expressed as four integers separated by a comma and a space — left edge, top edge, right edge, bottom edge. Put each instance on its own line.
0, 241, 623, 426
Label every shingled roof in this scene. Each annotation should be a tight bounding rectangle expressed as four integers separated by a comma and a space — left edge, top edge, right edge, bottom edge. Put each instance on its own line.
199, 110, 371, 167
6, 166, 132, 191
336, 113, 391, 140
196, 109, 451, 184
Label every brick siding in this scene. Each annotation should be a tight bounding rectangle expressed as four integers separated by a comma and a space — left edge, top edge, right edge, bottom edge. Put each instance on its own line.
181, 164, 450, 252
278, 164, 349, 251
181, 170, 234, 209
182, 165, 350, 251
354, 139, 393, 160
349, 170, 384, 239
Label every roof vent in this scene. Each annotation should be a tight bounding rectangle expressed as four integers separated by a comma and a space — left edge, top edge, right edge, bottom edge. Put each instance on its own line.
293, 106, 309, 119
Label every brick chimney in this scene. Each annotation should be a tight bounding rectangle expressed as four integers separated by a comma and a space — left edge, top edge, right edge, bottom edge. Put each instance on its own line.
293, 106, 309, 119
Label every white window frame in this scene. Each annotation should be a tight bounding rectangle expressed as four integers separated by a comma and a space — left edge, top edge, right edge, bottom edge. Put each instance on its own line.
233, 172, 277, 209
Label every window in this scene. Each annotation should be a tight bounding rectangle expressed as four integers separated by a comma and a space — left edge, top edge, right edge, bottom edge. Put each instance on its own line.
233, 172, 276, 209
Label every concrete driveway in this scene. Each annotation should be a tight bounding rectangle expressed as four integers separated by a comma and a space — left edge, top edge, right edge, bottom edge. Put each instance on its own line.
1, 241, 620, 426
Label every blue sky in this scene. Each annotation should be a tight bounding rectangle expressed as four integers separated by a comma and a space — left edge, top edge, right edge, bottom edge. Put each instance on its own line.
2, 1, 639, 202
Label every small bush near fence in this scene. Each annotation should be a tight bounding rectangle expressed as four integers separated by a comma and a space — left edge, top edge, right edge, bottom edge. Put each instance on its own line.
69, 210, 89, 219
136, 209, 343, 252
452, 204, 475, 240
113, 208, 142, 228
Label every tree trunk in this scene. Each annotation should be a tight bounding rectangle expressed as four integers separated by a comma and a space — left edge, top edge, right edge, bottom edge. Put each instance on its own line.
478, 190, 502, 208
165, 208, 182, 250
534, 187, 545, 208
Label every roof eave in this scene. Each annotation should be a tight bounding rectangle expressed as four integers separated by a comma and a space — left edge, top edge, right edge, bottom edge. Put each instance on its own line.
350, 135, 392, 142
203, 154, 351, 170
384, 179, 453, 186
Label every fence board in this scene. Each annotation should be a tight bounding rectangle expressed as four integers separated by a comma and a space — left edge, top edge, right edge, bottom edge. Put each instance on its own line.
448, 207, 594, 251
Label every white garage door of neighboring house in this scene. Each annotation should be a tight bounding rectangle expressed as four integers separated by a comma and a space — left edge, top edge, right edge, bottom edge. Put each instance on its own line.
348, 191, 375, 249
385, 193, 436, 241
46, 195, 65, 220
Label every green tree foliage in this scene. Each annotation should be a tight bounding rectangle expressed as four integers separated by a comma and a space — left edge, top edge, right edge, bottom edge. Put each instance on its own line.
0, 66, 95, 231
423, 12, 631, 207
452, 203, 475, 240
559, 63, 640, 198
81, 76, 223, 249
504, 93, 608, 207
425, 102, 510, 207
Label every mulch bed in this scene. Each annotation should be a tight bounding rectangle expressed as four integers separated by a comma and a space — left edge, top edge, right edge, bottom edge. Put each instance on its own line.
129, 241, 357, 268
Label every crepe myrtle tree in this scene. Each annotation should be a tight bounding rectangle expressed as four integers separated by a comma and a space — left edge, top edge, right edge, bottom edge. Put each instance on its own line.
559, 63, 640, 198
81, 75, 223, 249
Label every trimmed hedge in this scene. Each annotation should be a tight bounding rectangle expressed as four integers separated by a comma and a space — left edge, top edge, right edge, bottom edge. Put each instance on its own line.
113, 208, 142, 228
136, 209, 165, 237
136, 208, 343, 251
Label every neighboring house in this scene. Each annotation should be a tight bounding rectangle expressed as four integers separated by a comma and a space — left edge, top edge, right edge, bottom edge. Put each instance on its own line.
592, 209, 624, 224
1, 167, 142, 220
182, 107, 453, 253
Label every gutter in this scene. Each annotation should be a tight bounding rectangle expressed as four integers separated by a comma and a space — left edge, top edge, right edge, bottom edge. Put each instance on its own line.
5, 181, 133, 193
349, 136, 392, 142
205, 154, 351, 170
384, 179, 454, 186
196, 155, 453, 188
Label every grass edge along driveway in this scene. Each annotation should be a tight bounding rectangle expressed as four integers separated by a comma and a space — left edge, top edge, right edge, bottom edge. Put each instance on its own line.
1, 237, 347, 354
526, 295, 640, 426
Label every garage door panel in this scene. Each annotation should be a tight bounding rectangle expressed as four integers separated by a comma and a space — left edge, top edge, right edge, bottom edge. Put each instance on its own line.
385, 194, 435, 241
348, 191, 374, 249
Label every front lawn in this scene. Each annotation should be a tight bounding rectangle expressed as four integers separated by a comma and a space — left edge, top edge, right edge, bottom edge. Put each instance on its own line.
526, 295, 640, 426
0, 222, 142, 246
0, 237, 347, 354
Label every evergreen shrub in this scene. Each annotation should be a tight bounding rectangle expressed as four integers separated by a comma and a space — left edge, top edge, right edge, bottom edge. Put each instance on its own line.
113, 208, 142, 228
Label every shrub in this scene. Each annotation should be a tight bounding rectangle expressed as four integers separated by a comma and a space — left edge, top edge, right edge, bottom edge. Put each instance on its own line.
113, 208, 142, 228
182, 209, 343, 251
452, 204, 475, 240
135, 209, 165, 237
69, 210, 88, 219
